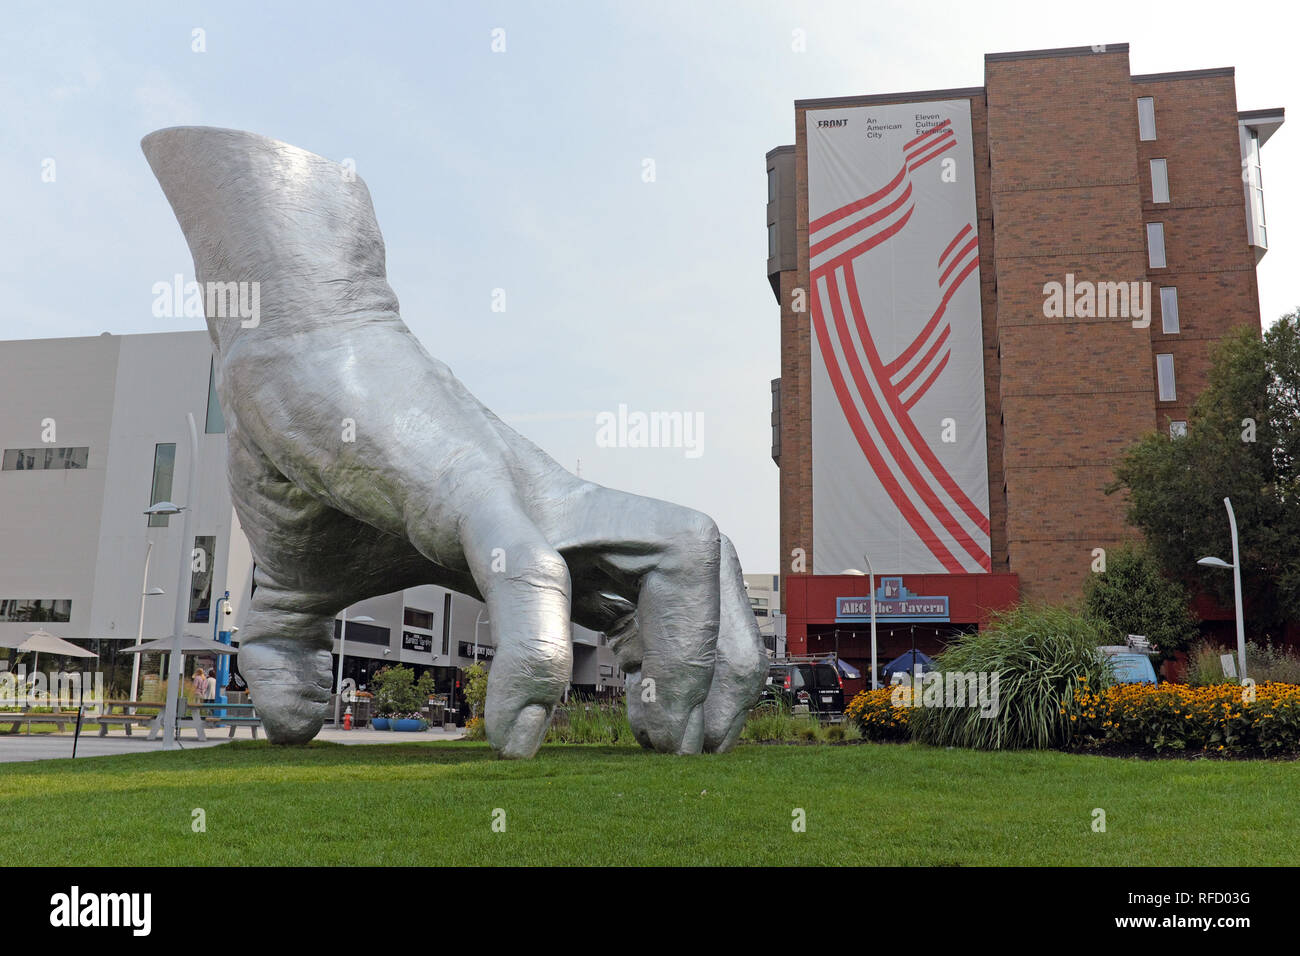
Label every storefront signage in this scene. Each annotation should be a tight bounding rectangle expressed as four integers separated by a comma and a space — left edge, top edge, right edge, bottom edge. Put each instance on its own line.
836, 577, 949, 622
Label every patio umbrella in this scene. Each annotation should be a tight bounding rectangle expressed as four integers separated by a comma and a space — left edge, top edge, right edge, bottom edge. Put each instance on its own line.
12, 628, 99, 672
832, 657, 862, 679
882, 649, 935, 680
121, 634, 237, 655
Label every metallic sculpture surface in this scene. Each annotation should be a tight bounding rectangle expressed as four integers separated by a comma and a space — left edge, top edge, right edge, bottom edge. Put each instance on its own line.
142, 127, 765, 758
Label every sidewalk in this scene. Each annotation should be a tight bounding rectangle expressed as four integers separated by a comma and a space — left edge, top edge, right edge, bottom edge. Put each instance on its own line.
0, 723, 469, 764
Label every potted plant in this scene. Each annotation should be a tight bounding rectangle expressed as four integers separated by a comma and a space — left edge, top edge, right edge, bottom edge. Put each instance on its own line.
370, 665, 436, 731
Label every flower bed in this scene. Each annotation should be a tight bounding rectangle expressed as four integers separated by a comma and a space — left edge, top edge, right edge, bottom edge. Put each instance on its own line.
843, 682, 1300, 756
843, 688, 911, 743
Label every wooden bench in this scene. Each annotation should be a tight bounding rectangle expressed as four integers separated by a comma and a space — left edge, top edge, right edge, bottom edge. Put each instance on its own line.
91, 700, 164, 737
189, 702, 262, 739
0, 711, 78, 734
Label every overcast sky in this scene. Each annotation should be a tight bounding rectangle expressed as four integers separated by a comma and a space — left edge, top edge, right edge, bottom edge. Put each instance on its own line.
3, 0, 1294, 574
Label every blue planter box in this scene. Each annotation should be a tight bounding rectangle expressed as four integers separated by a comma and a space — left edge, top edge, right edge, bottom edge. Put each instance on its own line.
393, 718, 427, 732
371, 717, 390, 730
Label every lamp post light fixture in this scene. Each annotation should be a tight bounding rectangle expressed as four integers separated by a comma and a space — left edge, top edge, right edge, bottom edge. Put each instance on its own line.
335, 610, 376, 728
1197, 497, 1248, 681
129, 537, 167, 703
862, 553, 878, 689
474, 607, 490, 663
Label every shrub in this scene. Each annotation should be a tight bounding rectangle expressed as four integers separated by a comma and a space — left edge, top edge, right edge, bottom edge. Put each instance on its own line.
741, 699, 798, 743
1082, 544, 1199, 658
462, 662, 488, 719
464, 715, 485, 740
370, 665, 435, 718
1247, 641, 1300, 685
907, 604, 1113, 750
1185, 640, 1234, 686
546, 697, 634, 744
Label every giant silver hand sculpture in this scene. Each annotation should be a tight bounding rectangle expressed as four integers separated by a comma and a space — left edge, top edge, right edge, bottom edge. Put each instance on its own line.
142, 127, 765, 758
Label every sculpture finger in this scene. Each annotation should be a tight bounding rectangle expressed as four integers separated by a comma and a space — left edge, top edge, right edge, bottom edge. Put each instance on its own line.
542, 484, 724, 754
702, 534, 768, 752
460, 502, 573, 759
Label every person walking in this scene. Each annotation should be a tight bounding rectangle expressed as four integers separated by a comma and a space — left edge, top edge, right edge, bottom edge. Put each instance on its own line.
203, 668, 217, 703
191, 668, 207, 704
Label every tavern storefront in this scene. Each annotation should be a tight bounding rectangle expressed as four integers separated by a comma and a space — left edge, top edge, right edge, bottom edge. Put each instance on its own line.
784, 573, 1020, 697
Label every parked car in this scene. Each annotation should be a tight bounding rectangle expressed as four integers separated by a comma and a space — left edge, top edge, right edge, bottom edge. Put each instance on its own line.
1097, 646, 1159, 684
760, 660, 845, 719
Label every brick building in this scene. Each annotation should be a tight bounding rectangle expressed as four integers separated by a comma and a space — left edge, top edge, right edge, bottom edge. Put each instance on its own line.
766, 44, 1283, 683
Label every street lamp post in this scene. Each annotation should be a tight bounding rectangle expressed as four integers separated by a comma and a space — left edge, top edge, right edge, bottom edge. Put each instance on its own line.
863, 553, 878, 689
474, 607, 490, 663
334, 610, 376, 728
160, 413, 199, 751
129, 540, 166, 702
1198, 496, 1248, 681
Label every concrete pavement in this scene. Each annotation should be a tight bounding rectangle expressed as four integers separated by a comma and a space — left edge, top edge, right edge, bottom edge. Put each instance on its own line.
0, 723, 469, 764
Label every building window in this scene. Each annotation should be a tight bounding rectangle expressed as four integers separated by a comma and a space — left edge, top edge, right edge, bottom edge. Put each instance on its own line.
1247, 128, 1267, 247
403, 607, 434, 630
767, 167, 776, 202
441, 593, 451, 656
1146, 222, 1166, 269
1150, 159, 1169, 203
1160, 287, 1180, 334
1137, 97, 1157, 140
768, 222, 777, 257
0, 598, 72, 623
188, 536, 216, 623
147, 443, 177, 527
1156, 353, 1176, 402
1170, 420, 1188, 438
2, 446, 89, 471
205, 357, 226, 434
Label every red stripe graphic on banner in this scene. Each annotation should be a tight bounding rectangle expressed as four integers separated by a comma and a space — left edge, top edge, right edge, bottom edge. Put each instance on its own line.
937, 224, 974, 270
895, 324, 951, 395
905, 128, 954, 164
812, 205, 915, 280
904, 351, 950, 412
938, 235, 980, 288
809, 164, 907, 233
903, 118, 952, 151
831, 273, 990, 569
812, 280, 965, 572
908, 137, 956, 171
809, 182, 913, 258
886, 253, 978, 376
842, 266, 992, 551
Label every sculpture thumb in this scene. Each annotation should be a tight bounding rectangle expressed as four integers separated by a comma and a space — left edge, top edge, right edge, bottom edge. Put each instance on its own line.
141, 126, 403, 346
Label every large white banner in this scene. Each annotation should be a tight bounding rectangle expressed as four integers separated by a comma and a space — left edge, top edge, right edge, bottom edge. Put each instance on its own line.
807, 100, 990, 574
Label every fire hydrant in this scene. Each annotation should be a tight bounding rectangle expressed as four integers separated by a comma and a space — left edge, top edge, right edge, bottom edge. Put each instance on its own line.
343, 706, 353, 731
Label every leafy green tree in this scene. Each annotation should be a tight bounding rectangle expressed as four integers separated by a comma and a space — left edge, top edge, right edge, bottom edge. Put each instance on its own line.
1108, 312, 1300, 635
1082, 544, 1199, 657
463, 661, 488, 719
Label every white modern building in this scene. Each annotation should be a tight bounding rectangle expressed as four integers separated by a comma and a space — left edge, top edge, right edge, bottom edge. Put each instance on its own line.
0, 330, 624, 707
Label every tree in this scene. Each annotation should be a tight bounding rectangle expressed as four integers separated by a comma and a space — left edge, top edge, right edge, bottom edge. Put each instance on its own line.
1082, 544, 1199, 658
1108, 312, 1300, 635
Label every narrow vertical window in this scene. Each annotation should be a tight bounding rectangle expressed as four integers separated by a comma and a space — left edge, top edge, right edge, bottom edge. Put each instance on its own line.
1146, 223, 1166, 269
1137, 97, 1157, 140
1150, 159, 1169, 203
189, 536, 216, 623
147, 443, 177, 527
1160, 287, 1180, 334
1156, 354, 1176, 402
205, 356, 226, 434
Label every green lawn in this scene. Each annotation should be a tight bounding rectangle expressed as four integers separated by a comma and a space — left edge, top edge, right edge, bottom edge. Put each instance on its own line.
2, 741, 1296, 865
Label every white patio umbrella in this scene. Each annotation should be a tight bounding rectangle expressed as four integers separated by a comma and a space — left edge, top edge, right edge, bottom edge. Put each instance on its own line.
121, 634, 237, 656
11, 628, 99, 671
